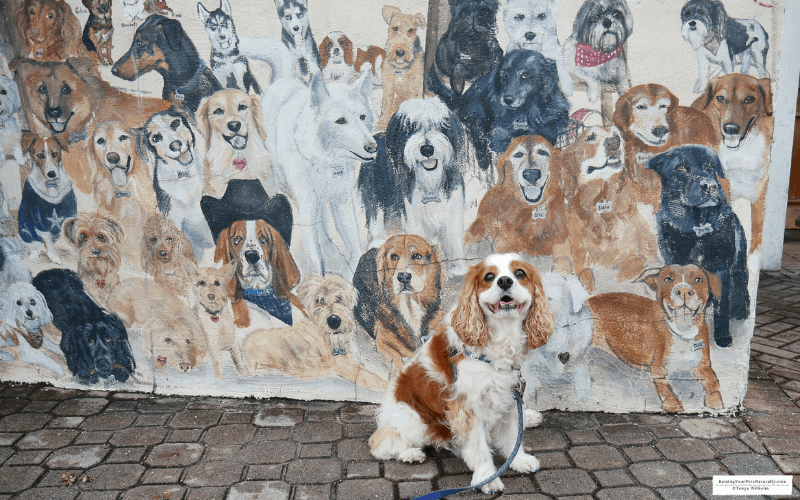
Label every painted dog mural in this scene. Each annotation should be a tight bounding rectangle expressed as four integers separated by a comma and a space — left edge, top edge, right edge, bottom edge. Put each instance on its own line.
0, 0, 783, 414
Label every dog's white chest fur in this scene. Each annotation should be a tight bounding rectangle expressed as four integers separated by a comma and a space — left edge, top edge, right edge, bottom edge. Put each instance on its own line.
718, 132, 767, 203
665, 334, 704, 376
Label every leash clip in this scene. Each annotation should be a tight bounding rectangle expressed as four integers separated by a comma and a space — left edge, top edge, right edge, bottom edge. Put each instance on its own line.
515, 368, 526, 396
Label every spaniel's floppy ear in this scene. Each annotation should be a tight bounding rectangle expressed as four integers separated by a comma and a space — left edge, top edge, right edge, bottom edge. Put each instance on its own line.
214, 226, 232, 264
451, 263, 489, 347
62, 217, 79, 245
267, 223, 300, 298
705, 269, 723, 300
524, 265, 555, 350
699, 77, 719, 110
757, 78, 773, 116
318, 36, 331, 67
250, 95, 267, 143
21, 132, 38, 155
62, 3, 85, 59
341, 36, 355, 66
612, 94, 631, 131
196, 96, 213, 152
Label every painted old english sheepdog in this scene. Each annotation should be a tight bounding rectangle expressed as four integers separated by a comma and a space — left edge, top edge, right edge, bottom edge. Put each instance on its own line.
359, 96, 469, 273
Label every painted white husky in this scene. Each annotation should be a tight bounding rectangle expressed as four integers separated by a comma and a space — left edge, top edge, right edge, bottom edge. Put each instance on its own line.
262, 71, 376, 280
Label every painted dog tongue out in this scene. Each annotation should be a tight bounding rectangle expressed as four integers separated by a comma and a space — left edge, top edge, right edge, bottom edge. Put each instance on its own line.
489, 295, 524, 313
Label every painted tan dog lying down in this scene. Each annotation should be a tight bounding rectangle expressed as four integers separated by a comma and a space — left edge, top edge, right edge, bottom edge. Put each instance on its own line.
589, 264, 724, 412
242, 320, 388, 392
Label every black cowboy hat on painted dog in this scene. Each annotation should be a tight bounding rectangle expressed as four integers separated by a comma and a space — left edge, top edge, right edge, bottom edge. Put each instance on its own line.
200, 179, 293, 245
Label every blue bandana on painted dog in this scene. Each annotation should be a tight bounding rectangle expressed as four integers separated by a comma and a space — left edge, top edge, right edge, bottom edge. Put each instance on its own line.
242, 287, 293, 326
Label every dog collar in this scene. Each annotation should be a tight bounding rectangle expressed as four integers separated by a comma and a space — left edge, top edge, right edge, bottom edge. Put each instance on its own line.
242, 287, 293, 326
575, 43, 621, 67
114, 189, 131, 198
531, 206, 547, 220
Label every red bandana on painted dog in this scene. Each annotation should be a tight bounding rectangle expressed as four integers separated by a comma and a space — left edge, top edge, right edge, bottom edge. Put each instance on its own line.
575, 43, 621, 67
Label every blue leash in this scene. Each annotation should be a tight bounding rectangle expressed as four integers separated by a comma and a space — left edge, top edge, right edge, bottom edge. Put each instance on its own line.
412, 388, 527, 500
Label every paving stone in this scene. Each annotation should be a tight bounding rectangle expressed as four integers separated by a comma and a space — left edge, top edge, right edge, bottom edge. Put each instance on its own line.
542, 412, 599, 430
567, 430, 602, 445
523, 429, 568, 451
145, 443, 205, 467
502, 475, 536, 494
568, 445, 626, 469
709, 438, 750, 454
347, 461, 380, 478
628, 461, 692, 487
241, 441, 296, 464
30, 387, 80, 401
630, 414, 675, 425
336, 478, 393, 499
5, 450, 51, 465
136, 398, 187, 414
598, 424, 653, 446
294, 484, 330, 500
105, 402, 137, 412
204, 445, 242, 461
78, 413, 136, 432
721, 453, 782, 475
74, 432, 113, 445
120, 485, 186, 500
131, 414, 169, 428
109, 427, 168, 447
16, 429, 79, 450
340, 404, 377, 423
0, 414, 51, 432
15, 488, 79, 500
0, 448, 11, 464
36, 468, 83, 487
685, 460, 727, 479
306, 411, 336, 422
285, 458, 342, 483
738, 431, 768, 455
0, 466, 44, 493
593, 469, 635, 487
649, 425, 686, 439
622, 445, 661, 462
48, 417, 84, 429
596, 487, 659, 500
336, 439, 373, 460
656, 438, 717, 462
535, 468, 597, 496
657, 486, 703, 500
227, 481, 290, 500
253, 408, 304, 427
255, 427, 293, 441
292, 422, 342, 443
76, 491, 121, 499
141, 468, 183, 484
169, 410, 222, 429
760, 437, 800, 455
344, 423, 376, 438
440, 457, 471, 475
0, 434, 22, 446
398, 480, 432, 499
384, 460, 439, 481
772, 455, 800, 474
23, 400, 58, 412
678, 418, 738, 439
52, 399, 108, 416
0, 400, 27, 417
167, 429, 203, 443
106, 447, 146, 463
300, 443, 332, 458
203, 424, 256, 445
185, 487, 228, 500
220, 412, 253, 425
47, 446, 109, 469
246, 464, 283, 481
81, 464, 144, 490
183, 461, 245, 487
537, 451, 571, 469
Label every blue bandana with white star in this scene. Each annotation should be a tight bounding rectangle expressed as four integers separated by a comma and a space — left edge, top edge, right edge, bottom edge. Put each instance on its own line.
18, 181, 77, 244
242, 287, 293, 326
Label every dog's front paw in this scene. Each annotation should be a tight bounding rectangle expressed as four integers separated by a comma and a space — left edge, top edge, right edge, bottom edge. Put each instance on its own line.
398, 448, 426, 463
478, 477, 504, 495
523, 409, 543, 428
705, 391, 723, 409
510, 453, 540, 474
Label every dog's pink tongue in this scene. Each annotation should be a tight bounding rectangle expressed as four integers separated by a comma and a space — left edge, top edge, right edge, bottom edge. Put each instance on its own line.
233, 158, 246, 170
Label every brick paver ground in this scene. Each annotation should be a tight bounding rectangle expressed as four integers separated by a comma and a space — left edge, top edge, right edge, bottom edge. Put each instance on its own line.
2, 242, 800, 499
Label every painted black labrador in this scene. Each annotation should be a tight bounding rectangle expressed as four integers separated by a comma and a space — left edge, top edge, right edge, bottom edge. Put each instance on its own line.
646, 145, 749, 348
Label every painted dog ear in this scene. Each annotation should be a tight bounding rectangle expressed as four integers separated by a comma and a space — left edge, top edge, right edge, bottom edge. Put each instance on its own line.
634, 267, 662, 292
757, 78, 773, 116
159, 18, 184, 52
612, 93, 631, 131
644, 151, 667, 174
62, 217, 78, 245
82, 0, 92, 10
705, 269, 723, 300
712, 0, 728, 39
197, 2, 211, 24
214, 226, 231, 264
414, 12, 426, 29
220, 0, 232, 16
382, 5, 400, 24
699, 77, 719, 110
21, 132, 38, 155
318, 36, 331, 67
309, 72, 330, 112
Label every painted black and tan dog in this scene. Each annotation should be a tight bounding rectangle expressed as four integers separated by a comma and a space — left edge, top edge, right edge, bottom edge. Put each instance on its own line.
82, 0, 114, 66
112, 14, 222, 112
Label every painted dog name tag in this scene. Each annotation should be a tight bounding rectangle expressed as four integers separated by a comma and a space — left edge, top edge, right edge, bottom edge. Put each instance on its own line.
694, 223, 714, 237
460, 53, 472, 60
636, 152, 654, 164
693, 340, 705, 351
174, 91, 185, 101
513, 120, 529, 131
595, 200, 613, 213
531, 207, 547, 220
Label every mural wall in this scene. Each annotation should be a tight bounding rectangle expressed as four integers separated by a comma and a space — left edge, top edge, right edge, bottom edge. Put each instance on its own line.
0, 0, 783, 412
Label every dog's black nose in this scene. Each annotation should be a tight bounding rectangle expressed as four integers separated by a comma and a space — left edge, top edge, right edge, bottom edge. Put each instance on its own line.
397, 272, 411, 284
208, 293, 216, 301
689, 20, 696, 27
92, 248, 100, 256
497, 276, 513, 290
604, 135, 621, 151
26, 309, 34, 318
420, 144, 434, 157
159, 250, 167, 257
602, 18, 612, 29
723, 123, 740, 135
169, 140, 182, 152
47, 171, 57, 179
95, 358, 111, 373
395, 49, 405, 58
522, 169, 541, 184
700, 179, 718, 193
327, 315, 342, 330
228, 121, 241, 133
106, 152, 120, 164
525, 32, 536, 40
99, 4, 108, 13
244, 250, 260, 264
364, 142, 377, 154
652, 126, 669, 138
333, 48, 340, 56
293, 25, 299, 31
46, 107, 62, 119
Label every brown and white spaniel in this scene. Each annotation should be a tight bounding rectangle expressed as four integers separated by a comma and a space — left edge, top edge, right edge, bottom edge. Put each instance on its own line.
369, 253, 554, 495
319, 31, 385, 83
214, 219, 304, 329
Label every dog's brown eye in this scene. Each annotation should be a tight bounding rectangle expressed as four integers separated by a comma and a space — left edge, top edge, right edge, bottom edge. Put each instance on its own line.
659, 104, 669, 109
259, 236, 267, 245
514, 13, 524, 20
151, 133, 162, 143
213, 108, 224, 116
716, 95, 726, 103
335, 117, 347, 125
96, 138, 105, 146
676, 165, 687, 173
520, 72, 530, 80
166, 237, 172, 242
97, 234, 106, 242
88, 339, 94, 345
79, 232, 88, 241
514, 269, 526, 279
360, 114, 366, 121
164, 337, 173, 344
705, 163, 714, 171
335, 296, 343, 303
0, 89, 5, 95
213, 281, 220, 287
537, 12, 546, 20
327, 41, 333, 48
170, 119, 180, 129
390, 253, 399, 261
61, 84, 71, 95
392, 26, 399, 31
37, 84, 46, 94
635, 104, 646, 110
484, 273, 495, 282
47, 13, 54, 19
197, 281, 205, 286
664, 277, 673, 283
37, 153, 45, 159
411, 252, 422, 260
238, 104, 247, 111
16, 300, 22, 306
407, 28, 414, 35
537, 150, 550, 157
185, 339, 191, 344
233, 237, 242, 246
30, 299, 36, 306
51, 151, 58, 158
513, 151, 525, 158
119, 135, 129, 141
586, 133, 597, 142
743, 96, 756, 104
694, 277, 703, 283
